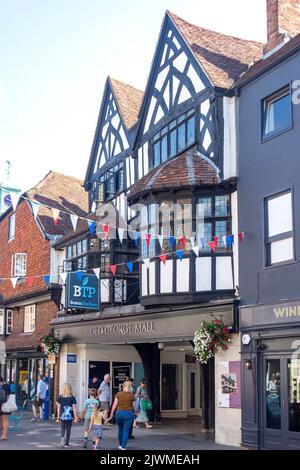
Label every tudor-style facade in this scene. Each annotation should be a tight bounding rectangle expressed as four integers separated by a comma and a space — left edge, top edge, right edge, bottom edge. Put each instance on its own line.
52, 10, 263, 446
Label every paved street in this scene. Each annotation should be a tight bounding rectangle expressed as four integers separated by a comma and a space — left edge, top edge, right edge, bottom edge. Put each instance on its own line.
1, 413, 239, 450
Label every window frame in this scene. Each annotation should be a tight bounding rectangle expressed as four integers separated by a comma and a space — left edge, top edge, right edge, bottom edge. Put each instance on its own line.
24, 305, 36, 333
12, 253, 27, 277
0, 309, 4, 335
261, 85, 292, 142
8, 213, 16, 241
64, 237, 89, 272
6, 309, 13, 335
264, 189, 295, 267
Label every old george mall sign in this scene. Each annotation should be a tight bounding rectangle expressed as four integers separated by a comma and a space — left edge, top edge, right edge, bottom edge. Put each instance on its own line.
66, 272, 100, 310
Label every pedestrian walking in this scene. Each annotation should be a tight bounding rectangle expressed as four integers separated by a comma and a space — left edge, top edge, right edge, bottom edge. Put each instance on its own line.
98, 374, 111, 422
56, 383, 79, 448
88, 403, 105, 450
0, 376, 11, 441
88, 375, 101, 392
108, 380, 137, 451
134, 379, 153, 429
22, 378, 29, 409
31, 374, 47, 422
80, 388, 99, 448
127, 378, 135, 440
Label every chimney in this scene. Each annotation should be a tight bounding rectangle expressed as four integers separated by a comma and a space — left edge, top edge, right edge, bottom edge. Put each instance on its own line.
264, 0, 300, 54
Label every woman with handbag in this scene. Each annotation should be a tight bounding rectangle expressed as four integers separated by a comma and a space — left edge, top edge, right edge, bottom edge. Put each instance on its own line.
133, 379, 152, 429
0, 376, 12, 441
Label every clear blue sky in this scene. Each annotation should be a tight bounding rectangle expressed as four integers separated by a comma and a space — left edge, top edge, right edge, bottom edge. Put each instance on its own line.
0, 0, 266, 191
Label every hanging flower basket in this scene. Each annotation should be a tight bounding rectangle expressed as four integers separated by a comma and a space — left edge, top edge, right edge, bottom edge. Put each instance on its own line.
193, 320, 233, 365
39, 333, 61, 356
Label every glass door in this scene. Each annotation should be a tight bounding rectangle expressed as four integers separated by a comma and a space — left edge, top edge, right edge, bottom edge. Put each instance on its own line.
286, 357, 300, 449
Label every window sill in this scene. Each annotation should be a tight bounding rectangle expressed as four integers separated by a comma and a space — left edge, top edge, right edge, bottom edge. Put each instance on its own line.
261, 124, 292, 143
262, 259, 298, 270
21, 331, 35, 335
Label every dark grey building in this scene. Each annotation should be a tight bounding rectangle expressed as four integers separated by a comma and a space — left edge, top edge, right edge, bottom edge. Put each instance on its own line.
237, 0, 300, 450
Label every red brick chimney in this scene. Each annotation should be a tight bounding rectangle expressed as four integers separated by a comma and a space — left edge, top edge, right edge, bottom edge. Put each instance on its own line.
265, 0, 300, 54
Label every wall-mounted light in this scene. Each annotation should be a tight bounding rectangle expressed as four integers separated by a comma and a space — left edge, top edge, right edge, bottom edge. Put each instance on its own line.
245, 359, 252, 370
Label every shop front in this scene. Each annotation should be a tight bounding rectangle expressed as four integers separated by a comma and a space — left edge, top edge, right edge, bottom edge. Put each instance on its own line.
241, 300, 300, 450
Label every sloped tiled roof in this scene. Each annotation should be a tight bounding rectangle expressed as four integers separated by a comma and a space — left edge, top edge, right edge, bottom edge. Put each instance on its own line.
169, 11, 264, 89
128, 148, 220, 201
27, 171, 88, 237
109, 77, 143, 129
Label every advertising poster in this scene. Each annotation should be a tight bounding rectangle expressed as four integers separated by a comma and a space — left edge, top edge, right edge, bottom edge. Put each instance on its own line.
217, 360, 241, 408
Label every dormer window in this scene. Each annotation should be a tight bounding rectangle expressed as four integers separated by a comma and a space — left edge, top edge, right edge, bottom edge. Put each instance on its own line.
94, 163, 124, 204
151, 110, 195, 169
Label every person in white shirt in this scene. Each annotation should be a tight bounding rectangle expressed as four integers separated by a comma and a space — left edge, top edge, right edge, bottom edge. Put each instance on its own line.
31, 375, 47, 422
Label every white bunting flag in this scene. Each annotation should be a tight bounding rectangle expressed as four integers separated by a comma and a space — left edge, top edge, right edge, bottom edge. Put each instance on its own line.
59, 272, 67, 284
91, 201, 96, 213
10, 192, 21, 211
31, 200, 41, 219
158, 234, 164, 249
70, 214, 78, 231
143, 258, 151, 269
192, 246, 200, 257
222, 235, 227, 247
11, 277, 18, 288
118, 228, 126, 243
93, 268, 100, 279
189, 237, 196, 247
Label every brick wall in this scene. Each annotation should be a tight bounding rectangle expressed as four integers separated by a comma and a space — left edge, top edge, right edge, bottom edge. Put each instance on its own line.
265, 0, 300, 53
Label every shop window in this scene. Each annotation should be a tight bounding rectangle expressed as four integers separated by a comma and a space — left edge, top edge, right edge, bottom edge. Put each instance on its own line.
11, 253, 27, 277
262, 86, 291, 140
6, 309, 13, 335
8, 213, 15, 240
0, 309, 4, 335
265, 190, 294, 266
24, 305, 36, 333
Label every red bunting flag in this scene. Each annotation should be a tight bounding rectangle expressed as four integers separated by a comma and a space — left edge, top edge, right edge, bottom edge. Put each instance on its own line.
213, 236, 218, 245
51, 208, 60, 225
238, 232, 245, 241
159, 254, 167, 265
110, 265, 117, 276
179, 236, 186, 249
27, 276, 34, 287
145, 233, 151, 247
103, 224, 110, 240
208, 240, 217, 252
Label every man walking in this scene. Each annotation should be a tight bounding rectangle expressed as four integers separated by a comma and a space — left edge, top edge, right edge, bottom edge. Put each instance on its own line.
98, 374, 111, 422
31, 375, 47, 422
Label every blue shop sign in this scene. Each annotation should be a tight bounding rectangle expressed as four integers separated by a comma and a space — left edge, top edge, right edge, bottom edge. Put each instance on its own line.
66, 272, 100, 310
67, 354, 77, 363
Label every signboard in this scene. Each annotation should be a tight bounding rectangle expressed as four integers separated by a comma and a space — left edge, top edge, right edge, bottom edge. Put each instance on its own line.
217, 361, 241, 408
67, 354, 77, 363
112, 365, 131, 390
66, 272, 100, 310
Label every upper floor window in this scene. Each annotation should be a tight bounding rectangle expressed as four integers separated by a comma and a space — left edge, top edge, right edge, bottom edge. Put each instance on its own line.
262, 86, 291, 140
196, 195, 231, 252
150, 110, 195, 169
265, 190, 294, 266
89, 238, 110, 272
0, 309, 4, 335
24, 305, 35, 333
8, 213, 16, 240
6, 310, 13, 335
11, 253, 27, 277
65, 238, 88, 271
94, 163, 124, 204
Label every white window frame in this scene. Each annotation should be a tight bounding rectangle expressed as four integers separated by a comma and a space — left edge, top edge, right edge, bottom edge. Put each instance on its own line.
8, 213, 16, 241
6, 309, 13, 335
265, 190, 294, 266
12, 253, 27, 277
0, 309, 4, 335
24, 305, 36, 333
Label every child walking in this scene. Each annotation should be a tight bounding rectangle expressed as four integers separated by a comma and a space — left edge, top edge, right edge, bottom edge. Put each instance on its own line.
88, 403, 105, 450
81, 389, 99, 448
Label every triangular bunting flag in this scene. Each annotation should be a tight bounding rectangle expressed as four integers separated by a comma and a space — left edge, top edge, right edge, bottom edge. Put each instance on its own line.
226, 235, 234, 247
179, 236, 186, 249
51, 208, 60, 226
208, 241, 217, 252
126, 261, 134, 273
214, 236, 219, 245
169, 235, 175, 250
143, 258, 151, 269
176, 250, 183, 261
10, 192, 21, 211
70, 214, 78, 231
103, 224, 110, 240
192, 246, 200, 257
222, 235, 227, 247
110, 265, 117, 276
44, 275, 50, 285
159, 254, 167, 265
27, 275, 34, 287
145, 233, 151, 247
158, 234, 164, 249
238, 232, 245, 242
91, 201, 96, 213
59, 273, 67, 283
118, 228, 126, 243
76, 271, 83, 281
93, 268, 100, 279
189, 237, 196, 247
11, 277, 18, 288
133, 231, 139, 247
88, 220, 95, 235
31, 200, 40, 219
